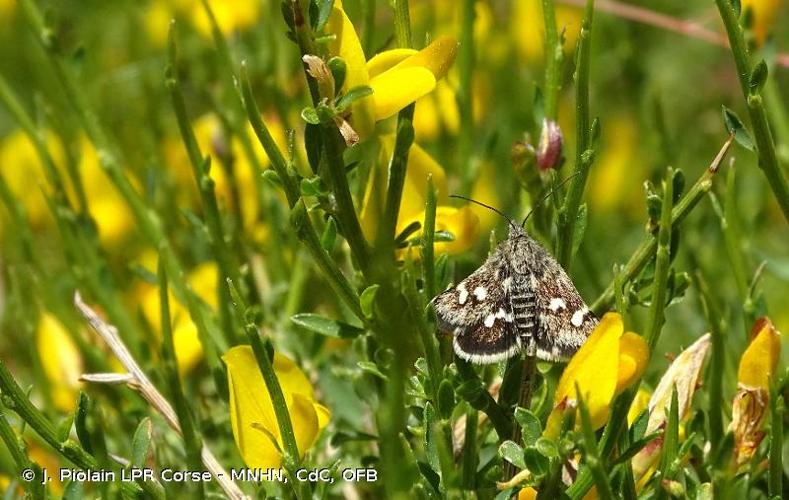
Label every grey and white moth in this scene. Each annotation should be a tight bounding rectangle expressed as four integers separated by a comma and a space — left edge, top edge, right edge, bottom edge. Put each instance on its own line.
433, 223, 597, 364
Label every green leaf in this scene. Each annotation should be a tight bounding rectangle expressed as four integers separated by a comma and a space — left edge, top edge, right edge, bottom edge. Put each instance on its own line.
523, 447, 550, 477
74, 392, 92, 454
437, 380, 455, 420
360, 284, 379, 319
423, 402, 441, 473
749, 60, 768, 95
301, 106, 321, 125
629, 408, 649, 441
131, 417, 153, 468
535, 437, 559, 458
316, 0, 335, 31
335, 85, 374, 114
722, 106, 755, 151
327, 56, 346, 92
357, 361, 387, 380
320, 216, 337, 252
57, 415, 74, 442
612, 431, 661, 466
291, 314, 364, 338
514, 407, 542, 446
498, 440, 526, 469
329, 430, 378, 446
658, 387, 680, 479
304, 123, 322, 173
300, 176, 327, 197
571, 203, 588, 257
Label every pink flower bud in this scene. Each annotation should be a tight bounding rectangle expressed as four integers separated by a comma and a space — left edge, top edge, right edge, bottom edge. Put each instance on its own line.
536, 119, 563, 171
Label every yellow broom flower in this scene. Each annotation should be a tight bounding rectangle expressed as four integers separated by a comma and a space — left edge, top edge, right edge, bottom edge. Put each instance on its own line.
36, 314, 83, 412
223, 346, 330, 468
546, 313, 648, 436
741, 0, 784, 45
730, 317, 781, 466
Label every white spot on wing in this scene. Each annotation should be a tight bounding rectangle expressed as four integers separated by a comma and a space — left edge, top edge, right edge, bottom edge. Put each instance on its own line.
502, 277, 512, 289
473, 287, 487, 301
484, 314, 495, 327
458, 283, 468, 305
495, 308, 507, 319
549, 298, 567, 311
571, 307, 588, 327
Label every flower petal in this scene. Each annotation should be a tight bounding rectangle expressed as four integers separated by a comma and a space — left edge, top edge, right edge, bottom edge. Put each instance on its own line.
387, 35, 459, 80
222, 346, 327, 468
327, 2, 374, 137
37, 314, 82, 412
737, 317, 781, 390
615, 332, 649, 395
554, 312, 624, 430
370, 66, 436, 120
366, 48, 417, 79
632, 334, 710, 479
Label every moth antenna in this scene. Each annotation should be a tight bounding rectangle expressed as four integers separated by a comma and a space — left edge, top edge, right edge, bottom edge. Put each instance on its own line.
449, 194, 517, 230
520, 172, 581, 227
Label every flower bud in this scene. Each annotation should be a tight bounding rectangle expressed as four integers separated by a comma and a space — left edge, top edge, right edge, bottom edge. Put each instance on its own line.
536, 118, 563, 171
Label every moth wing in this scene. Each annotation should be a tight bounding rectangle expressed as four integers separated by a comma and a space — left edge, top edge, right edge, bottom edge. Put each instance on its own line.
531, 252, 597, 361
433, 253, 521, 364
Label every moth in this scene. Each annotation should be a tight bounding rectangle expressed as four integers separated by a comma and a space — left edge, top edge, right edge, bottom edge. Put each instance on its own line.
433, 204, 597, 364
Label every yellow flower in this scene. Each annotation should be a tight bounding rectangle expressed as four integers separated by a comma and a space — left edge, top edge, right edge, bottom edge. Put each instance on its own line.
222, 346, 330, 468
512, 0, 584, 63
742, 0, 784, 45
546, 313, 648, 436
144, 0, 261, 45
36, 314, 83, 412
359, 136, 479, 255
730, 317, 781, 466
518, 487, 538, 499
137, 258, 218, 374
326, 0, 458, 140
627, 388, 652, 426
0, 131, 135, 246
632, 334, 711, 480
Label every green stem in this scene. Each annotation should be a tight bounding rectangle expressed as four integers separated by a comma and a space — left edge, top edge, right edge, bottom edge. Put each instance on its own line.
577, 391, 615, 500
461, 407, 478, 489
17, 0, 225, 380
643, 167, 674, 350
377, 105, 415, 255
166, 27, 244, 346
542, 0, 563, 120
392, 0, 412, 49
421, 175, 437, 300
557, 0, 595, 269
158, 264, 204, 498
455, 359, 513, 439
0, 361, 145, 497
768, 393, 784, 497
714, 0, 789, 222
458, 0, 476, 190
591, 135, 734, 314
692, 271, 725, 446
504, 353, 537, 480
239, 73, 364, 319
227, 281, 308, 498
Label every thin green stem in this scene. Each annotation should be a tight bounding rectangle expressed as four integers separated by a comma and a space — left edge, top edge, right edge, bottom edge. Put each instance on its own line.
166, 26, 244, 346
392, 0, 412, 49
714, 0, 789, 222
377, 105, 415, 255
158, 264, 204, 498
458, 0, 476, 190
227, 281, 308, 498
643, 167, 674, 350
0, 361, 145, 497
455, 359, 513, 439
461, 407, 478, 489
591, 135, 734, 314
557, 0, 595, 269
692, 271, 725, 445
768, 393, 784, 497
577, 390, 615, 500
239, 72, 364, 319
17, 0, 226, 380
542, 0, 563, 120
421, 175, 437, 300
